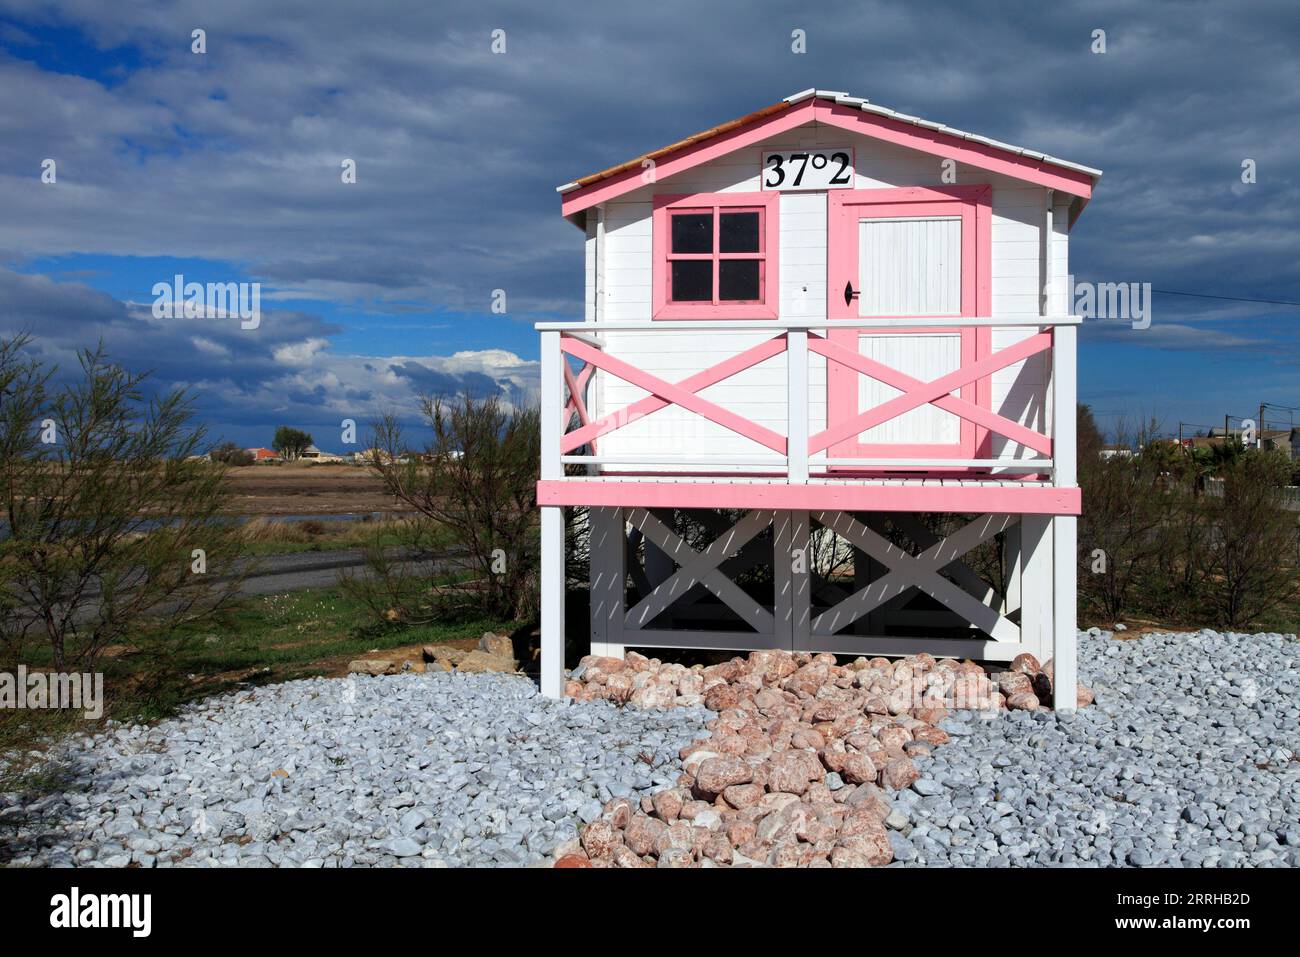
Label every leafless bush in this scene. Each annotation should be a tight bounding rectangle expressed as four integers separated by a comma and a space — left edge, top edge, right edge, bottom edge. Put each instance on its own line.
345, 392, 539, 623
1077, 411, 1298, 629
0, 335, 246, 675
1077, 422, 1174, 621
1200, 452, 1299, 628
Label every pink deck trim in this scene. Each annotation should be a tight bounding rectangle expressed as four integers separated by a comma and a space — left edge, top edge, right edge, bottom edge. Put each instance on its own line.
537, 479, 1081, 515
652, 192, 779, 320
560, 99, 1093, 218
808, 331, 1054, 456
560, 336, 788, 455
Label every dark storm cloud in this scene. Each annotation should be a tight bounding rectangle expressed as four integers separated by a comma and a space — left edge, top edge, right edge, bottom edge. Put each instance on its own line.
387, 360, 502, 399
0, 0, 1294, 312
0, 0, 1295, 438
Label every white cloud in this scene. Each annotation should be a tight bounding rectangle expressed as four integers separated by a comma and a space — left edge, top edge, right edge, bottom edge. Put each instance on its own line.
190, 335, 230, 357
272, 338, 330, 365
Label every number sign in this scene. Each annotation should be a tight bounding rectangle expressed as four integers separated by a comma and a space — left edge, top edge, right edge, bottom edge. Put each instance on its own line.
761, 148, 855, 191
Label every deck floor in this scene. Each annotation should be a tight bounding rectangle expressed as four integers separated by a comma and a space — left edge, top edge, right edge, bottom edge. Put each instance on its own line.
538, 474, 1079, 514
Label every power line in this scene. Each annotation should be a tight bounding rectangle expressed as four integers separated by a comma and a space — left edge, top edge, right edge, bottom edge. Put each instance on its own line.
1151, 289, 1300, 307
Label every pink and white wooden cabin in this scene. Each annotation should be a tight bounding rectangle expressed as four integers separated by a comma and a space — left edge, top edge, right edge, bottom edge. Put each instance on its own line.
538, 89, 1100, 708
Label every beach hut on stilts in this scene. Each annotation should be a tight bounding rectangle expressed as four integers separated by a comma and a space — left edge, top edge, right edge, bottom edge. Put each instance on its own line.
536, 89, 1099, 709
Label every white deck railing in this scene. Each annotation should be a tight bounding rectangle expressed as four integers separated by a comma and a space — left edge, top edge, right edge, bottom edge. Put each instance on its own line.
538, 316, 1079, 488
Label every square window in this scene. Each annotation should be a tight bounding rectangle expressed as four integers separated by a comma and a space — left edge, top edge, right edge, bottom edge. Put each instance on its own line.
671, 213, 713, 254
670, 260, 713, 301
719, 212, 760, 253
718, 259, 760, 301
656, 195, 774, 318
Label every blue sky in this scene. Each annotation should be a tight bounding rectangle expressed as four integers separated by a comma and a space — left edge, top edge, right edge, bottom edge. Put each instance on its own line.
1, 0, 1298, 448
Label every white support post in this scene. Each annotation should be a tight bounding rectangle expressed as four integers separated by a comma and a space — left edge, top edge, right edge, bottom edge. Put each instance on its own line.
1051, 515, 1077, 709
541, 330, 562, 480
540, 330, 565, 698
1040, 190, 1054, 316
787, 329, 809, 483
541, 507, 566, 698
1052, 326, 1077, 487
1051, 322, 1078, 710
589, 507, 626, 659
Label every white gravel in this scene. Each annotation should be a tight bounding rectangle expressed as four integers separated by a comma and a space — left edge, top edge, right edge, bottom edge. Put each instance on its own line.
891, 629, 1300, 867
3, 628, 1297, 867
0, 673, 709, 867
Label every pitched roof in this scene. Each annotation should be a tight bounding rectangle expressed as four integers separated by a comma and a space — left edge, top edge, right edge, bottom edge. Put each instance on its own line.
558, 89, 1102, 225
559, 98, 795, 193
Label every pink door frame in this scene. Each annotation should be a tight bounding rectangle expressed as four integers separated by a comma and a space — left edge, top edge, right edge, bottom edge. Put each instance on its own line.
825, 185, 993, 465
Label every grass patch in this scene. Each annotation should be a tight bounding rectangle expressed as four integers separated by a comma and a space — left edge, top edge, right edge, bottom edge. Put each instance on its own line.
1249, 594, 1300, 635
188, 588, 516, 675
237, 515, 425, 556
1081, 584, 1300, 635
0, 585, 523, 793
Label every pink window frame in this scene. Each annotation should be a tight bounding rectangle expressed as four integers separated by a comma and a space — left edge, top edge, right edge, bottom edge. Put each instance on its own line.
652, 191, 780, 320
825, 184, 993, 463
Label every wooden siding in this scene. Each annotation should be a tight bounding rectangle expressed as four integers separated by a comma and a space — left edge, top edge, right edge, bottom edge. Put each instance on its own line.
587, 124, 1065, 466
858, 217, 962, 317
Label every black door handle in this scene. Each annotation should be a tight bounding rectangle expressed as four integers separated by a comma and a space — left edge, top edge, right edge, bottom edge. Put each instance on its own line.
843, 280, 860, 307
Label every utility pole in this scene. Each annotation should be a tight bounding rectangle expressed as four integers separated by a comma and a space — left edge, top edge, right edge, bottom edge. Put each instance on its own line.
1224, 414, 1230, 442
1259, 402, 1266, 449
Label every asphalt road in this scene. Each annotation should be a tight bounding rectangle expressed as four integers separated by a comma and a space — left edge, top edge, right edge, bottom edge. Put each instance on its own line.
7, 548, 456, 626
230, 548, 454, 596
233, 549, 371, 596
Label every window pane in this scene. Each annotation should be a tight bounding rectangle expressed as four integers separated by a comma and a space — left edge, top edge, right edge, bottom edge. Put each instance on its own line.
719, 259, 760, 301
671, 260, 713, 301
720, 211, 760, 253
671, 213, 712, 253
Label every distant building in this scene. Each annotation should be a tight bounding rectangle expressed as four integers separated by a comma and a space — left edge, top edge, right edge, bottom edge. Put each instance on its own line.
350, 448, 395, 466
1262, 429, 1296, 459
1099, 444, 1134, 460
1185, 427, 1297, 459
300, 444, 345, 464
246, 447, 281, 462
1184, 436, 1224, 453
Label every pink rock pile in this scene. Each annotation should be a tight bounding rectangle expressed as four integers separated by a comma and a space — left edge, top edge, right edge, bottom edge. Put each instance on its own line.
556, 648, 1091, 868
